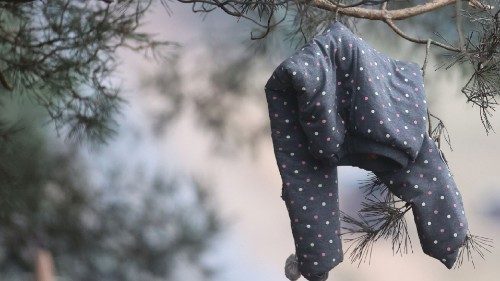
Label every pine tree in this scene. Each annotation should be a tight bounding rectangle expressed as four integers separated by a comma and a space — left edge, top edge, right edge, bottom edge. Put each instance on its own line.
0, 100, 220, 280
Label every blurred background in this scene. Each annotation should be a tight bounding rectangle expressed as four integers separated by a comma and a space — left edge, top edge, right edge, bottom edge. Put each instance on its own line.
0, 1, 499, 281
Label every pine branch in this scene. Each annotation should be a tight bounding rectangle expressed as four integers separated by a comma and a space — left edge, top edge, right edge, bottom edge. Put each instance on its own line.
454, 233, 493, 268
341, 194, 413, 266
358, 173, 393, 202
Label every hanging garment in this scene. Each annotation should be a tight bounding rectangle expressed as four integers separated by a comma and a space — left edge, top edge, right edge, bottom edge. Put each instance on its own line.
264, 21, 469, 280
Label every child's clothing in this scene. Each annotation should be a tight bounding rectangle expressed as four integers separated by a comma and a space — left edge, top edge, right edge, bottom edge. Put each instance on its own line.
265, 21, 468, 280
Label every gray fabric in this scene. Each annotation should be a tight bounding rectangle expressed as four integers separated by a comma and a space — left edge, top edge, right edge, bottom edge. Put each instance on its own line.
265, 21, 469, 279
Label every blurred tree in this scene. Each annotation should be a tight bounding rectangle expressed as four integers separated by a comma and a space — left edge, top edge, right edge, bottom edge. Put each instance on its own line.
0, 100, 220, 280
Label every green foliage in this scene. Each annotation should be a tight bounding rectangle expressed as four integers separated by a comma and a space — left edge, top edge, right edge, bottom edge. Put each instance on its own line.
0, 0, 177, 143
0, 99, 220, 280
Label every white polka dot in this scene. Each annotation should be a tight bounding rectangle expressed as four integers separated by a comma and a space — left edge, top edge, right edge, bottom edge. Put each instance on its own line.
386, 134, 390, 138
427, 221, 432, 225
303, 206, 307, 210
422, 202, 426, 206
453, 233, 458, 237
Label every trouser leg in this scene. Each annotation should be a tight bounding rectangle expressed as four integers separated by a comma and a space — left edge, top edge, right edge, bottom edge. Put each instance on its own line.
375, 135, 468, 268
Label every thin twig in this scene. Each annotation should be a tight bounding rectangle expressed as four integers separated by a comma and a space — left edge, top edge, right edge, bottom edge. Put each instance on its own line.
384, 18, 461, 52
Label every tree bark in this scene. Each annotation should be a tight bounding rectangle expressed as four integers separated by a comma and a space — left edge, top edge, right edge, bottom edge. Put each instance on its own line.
35, 248, 55, 281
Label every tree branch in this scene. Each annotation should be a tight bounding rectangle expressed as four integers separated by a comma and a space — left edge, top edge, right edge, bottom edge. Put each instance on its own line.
311, 0, 457, 20
384, 18, 461, 51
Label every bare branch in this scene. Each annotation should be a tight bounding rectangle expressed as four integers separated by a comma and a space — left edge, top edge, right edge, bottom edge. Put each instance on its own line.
312, 0, 457, 20
384, 18, 461, 52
